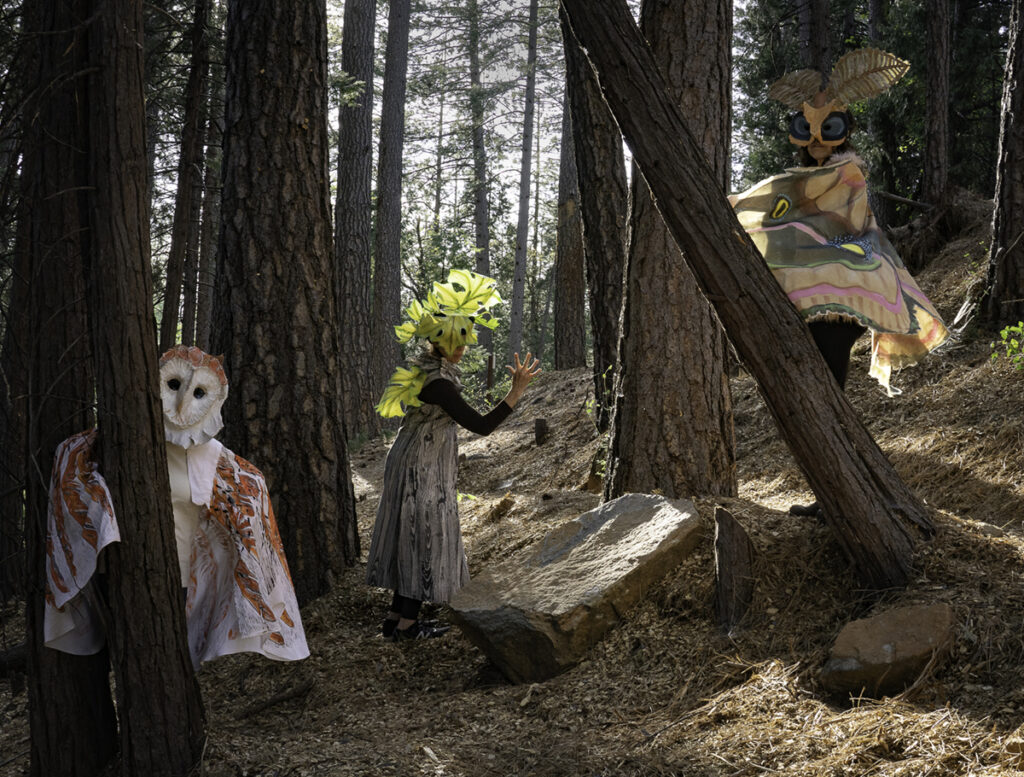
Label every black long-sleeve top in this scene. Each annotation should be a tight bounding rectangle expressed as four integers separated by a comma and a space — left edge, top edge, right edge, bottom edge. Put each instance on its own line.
418, 379, 513, 436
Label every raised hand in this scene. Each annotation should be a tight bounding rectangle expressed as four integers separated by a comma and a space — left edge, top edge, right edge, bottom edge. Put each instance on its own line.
504, 352, 542, 407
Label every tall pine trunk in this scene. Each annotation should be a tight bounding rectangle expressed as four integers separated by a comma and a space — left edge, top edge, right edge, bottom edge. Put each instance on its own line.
560, 6, 626, 432
215, 0, 359, 603
560, 0, 931, 590
468, 0, 492, 357
507, 0, 539, 362
604, 0, 736, 500
553, 89, 586, 369
372, 0, 411, 396
987, 0, 1024, 326
196, 73, 223, 353
923, 0, 951, 207
82, 0, 207, 770
335, 0, 378, 439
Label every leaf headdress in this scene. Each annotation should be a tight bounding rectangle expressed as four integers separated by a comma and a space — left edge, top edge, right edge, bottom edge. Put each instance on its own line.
768, 48, 909, 111
376, 269, 503, 418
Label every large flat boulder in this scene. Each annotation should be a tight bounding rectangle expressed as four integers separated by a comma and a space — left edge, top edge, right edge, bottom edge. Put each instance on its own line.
821, 602, 955, 697
449, 493, 703, 683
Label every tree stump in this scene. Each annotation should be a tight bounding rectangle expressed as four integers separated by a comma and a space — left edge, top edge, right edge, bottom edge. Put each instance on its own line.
535, 418, 550, 445
714, 507, 755, 633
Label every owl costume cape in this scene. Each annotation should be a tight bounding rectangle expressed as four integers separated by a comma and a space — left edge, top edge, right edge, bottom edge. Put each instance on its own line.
730, 49, 949, 392
44, 346, 308, 668
365, 270, 501, 603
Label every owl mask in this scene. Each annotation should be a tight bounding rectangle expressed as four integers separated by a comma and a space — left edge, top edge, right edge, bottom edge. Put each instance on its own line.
769, 48, 909, 152
159, 346, 229, 448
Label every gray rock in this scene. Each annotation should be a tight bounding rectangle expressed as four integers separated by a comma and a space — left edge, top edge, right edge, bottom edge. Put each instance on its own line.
821, 602, 955, 697
450, 493, 703, 683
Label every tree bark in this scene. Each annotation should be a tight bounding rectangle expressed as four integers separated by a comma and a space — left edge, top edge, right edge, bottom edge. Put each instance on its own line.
923, 0, 951, 207
604, 0, 736, 501
372, 0, 411, 397
335, 0, 379, 440
18, 4, 121, 770
468, 0, 493, 356
714, 507, 755, 633
215, 0, 359, 604
560, 0, 931, 590
986, 0, 1024, 326
554, 89, 587, 369
798, 0, 831, 75
196, 74, 223, 354
81, 0, 208, 771
507, 0, 539, 362
561, 6, 627, 432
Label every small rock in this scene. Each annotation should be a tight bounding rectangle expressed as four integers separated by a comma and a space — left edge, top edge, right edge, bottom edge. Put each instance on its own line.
821, 603, 955, 698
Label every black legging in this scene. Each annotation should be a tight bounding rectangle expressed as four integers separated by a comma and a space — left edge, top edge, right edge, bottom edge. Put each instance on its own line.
390, 591, 422, 620
808, 319, 866, 390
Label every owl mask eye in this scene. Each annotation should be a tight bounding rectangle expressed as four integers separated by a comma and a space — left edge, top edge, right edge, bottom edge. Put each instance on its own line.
194, 387, 206, 399
168, 378, 182, 390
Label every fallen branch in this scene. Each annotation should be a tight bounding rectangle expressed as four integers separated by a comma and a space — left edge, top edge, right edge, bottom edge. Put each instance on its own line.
236, 678, 314, 719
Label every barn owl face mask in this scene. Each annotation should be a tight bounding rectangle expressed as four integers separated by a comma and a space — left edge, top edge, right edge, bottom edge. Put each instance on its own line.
159, 346, 229, 448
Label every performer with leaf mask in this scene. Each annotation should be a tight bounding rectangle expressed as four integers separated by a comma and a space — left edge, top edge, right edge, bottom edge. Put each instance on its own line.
367, 269, 541, 641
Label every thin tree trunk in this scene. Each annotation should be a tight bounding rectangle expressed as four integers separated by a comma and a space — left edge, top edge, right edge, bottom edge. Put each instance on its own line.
507, 0, 539, 362
560, 0, 931, 590
372, 0, 411, 396
82, 0, 208, 770
180, 84, 209, 347
560, 6, 626, 431
798, 0, 831, 75
554, 88, 586, 369
923, 0, 951, 206
196, 76, 223, 353
987, 0, 1024, 326
468, 0, 492, 356
158, 0, 210, 351
216, 0, 359, 603
335, 0, 378, 440
604, 0, 736, 501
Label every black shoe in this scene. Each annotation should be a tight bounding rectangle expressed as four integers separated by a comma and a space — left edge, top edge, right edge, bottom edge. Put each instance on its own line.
380, 618, 400, 639
392, 620, 451, 642
789, 501, 821, 517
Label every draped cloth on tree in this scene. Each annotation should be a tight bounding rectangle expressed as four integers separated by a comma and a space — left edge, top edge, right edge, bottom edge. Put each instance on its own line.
730, 155, 949, 392
44, 430, 309, 668
365, 350, 469, 603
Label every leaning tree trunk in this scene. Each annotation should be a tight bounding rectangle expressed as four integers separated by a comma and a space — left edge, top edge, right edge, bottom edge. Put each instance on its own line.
507, 0, 539, 362
604, 0, 736, 501
81, 0, 207, 771
215, 0, 359, 603
19, 5, 120, 767
468, 0, 493, 357
560, 5, 627, 432
553, 89, 587, 370
372, 0, 411, 397
335, 0, 378, 440
560, 0, 932, 590
986, 0, 1024, 327
158, 0, 210, 352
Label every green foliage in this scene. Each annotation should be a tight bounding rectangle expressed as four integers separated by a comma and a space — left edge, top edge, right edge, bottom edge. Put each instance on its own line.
991, 322, 1024, 370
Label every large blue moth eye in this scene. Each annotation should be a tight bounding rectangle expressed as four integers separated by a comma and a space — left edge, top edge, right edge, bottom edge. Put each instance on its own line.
789, 113, 811, 140
821, 112, 848, 141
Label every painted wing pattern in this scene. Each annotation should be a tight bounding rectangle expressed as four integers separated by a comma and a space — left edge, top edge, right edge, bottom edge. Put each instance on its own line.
731, 158, 949, 392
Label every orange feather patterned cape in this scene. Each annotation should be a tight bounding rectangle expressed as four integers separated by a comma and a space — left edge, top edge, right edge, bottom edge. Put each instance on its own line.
44, 431, 308, 667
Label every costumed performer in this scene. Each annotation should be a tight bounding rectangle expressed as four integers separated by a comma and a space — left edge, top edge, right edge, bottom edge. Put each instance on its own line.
44, 345, 309, 668
365, 268, 541, 642
729, 48, 949, 516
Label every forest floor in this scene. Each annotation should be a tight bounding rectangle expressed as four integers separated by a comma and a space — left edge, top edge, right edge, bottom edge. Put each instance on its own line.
4, 198, 1024, 775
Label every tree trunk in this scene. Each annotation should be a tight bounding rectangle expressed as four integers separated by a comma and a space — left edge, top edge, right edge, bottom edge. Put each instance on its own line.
196, 75, 223, 354
372, 0, 411, 397
19, 5, 121, 769
560, 0, 931, 590
923, 0, 951, 207
215, 0, 359, 604
604, 0, 736, 501
798, 0, 831, 75
468, 0, 492, 357
82, 0, 208, 771
158, 0, 210, 352
561, 6, 627, 432
507, 0, 539, 362
335, 0, 379, 441
553, 90, 587, 369
986, 0, 1024, 326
